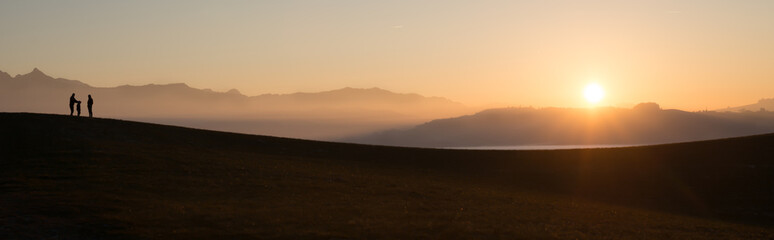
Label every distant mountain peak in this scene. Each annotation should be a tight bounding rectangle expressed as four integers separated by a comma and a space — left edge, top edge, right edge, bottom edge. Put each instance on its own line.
0, 70, 11, 81
633, 102, 661, 112
758, 98, 774, 104
226, 89, 242, 95
331, 87, 388, 93
718, 97, 774, 112
16, 67, 53, 79
167, 83, 189, 88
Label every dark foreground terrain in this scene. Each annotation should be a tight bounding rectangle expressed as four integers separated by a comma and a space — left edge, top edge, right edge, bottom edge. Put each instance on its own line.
1, 113, 773, 239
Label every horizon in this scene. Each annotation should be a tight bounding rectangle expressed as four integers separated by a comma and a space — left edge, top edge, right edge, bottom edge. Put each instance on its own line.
3, 66, 772, 112
2, 1, 774, 110
9, 65, 774, 145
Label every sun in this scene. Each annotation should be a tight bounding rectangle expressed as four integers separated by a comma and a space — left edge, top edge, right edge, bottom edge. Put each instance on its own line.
583, 83, 605, 104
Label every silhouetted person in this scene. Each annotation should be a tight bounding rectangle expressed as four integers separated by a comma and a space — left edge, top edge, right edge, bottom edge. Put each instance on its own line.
76, 101, 82, 116
87, 95, 94, 118
69, 93, 78, 116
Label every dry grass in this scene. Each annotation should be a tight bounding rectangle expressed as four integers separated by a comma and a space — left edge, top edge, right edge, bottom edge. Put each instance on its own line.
1, 113, 773, 239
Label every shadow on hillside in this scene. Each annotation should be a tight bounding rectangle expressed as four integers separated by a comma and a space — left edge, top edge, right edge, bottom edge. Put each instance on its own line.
2, 113, 773, 231
1, 154, 136, 239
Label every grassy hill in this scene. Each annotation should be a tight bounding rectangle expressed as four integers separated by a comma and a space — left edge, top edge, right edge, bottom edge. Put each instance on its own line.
1, 112, 773, 239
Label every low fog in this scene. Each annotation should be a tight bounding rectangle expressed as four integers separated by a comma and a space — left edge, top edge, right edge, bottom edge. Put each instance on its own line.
345, 103, 774, 147
0, 69, 472, 140
3, 68, 773, 145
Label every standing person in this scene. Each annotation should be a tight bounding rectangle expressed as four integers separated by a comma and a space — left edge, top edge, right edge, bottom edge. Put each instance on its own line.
69, 93, 78, 116
76, 100, 82, 116
87, 95, 94, 118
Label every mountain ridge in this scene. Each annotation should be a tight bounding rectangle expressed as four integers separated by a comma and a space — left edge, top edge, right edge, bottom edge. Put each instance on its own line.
720, 98, 774, 112
346, 103, 774, 147
0, 68, 472, 139
2, 68, 462, 103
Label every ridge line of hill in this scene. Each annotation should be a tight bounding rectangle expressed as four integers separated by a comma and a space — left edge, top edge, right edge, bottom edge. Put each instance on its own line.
2, 112, 774, 238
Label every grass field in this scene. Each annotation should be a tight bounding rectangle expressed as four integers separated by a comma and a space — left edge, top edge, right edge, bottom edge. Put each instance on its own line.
1, 113, 773, 239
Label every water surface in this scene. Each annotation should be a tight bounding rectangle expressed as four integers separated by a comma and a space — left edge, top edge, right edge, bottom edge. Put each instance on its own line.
446, 144, 644, 150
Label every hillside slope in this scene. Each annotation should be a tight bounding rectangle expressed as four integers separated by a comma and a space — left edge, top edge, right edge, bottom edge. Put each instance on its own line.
1, 113, 774, 239
720, 98, 774, 112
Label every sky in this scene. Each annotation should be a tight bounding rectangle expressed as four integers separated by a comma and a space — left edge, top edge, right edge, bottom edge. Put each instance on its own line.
1, 0, 773, 110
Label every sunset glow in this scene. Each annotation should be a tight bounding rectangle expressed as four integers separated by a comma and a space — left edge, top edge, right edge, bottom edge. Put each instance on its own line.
3, 2, 774, 237
1, 1, 774, 110
584, 83, 605, 104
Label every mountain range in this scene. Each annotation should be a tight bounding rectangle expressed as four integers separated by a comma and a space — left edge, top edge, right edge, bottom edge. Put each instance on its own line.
0, 68, 472, 139
346, 102, 774, 147
3, 68, 774, 144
